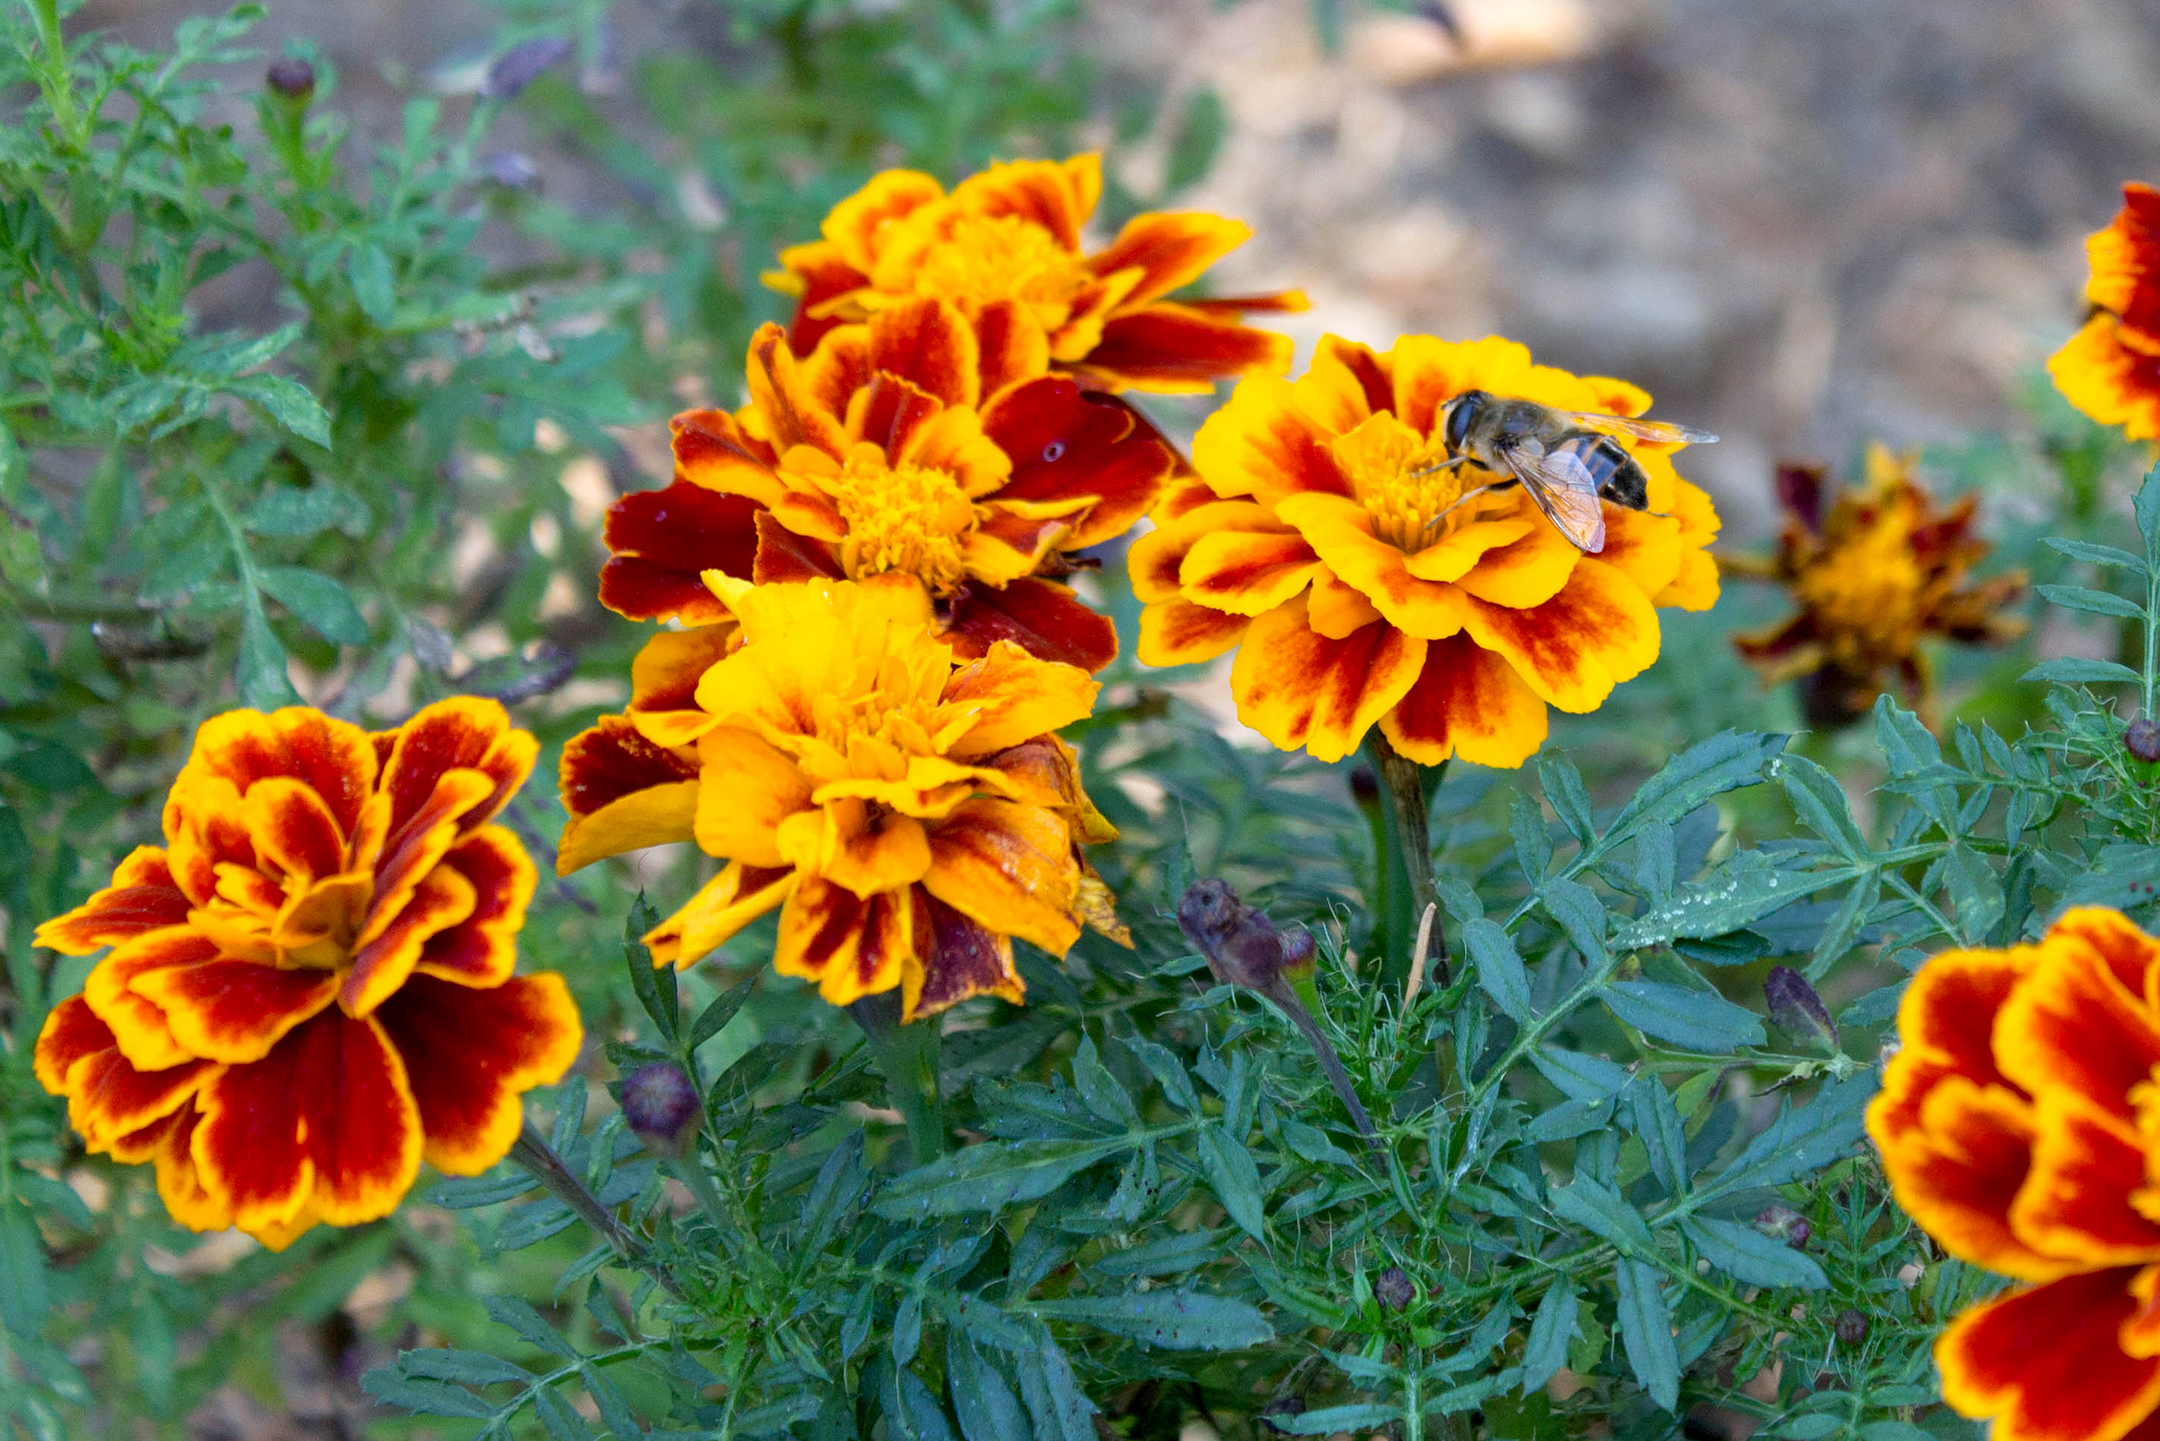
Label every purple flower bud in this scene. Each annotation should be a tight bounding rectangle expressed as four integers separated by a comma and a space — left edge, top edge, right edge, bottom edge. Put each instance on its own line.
2129, 717, 2160, 763
1279, 925, 1316, 971
1349, 767, 1381, 808
1374, 1266, 1416, 1311
483, 36, 573, 100
1764, 965, 1838, 1052
1833, 1308, 1869, 1346
620, 1062, 700, 1157
266, 57, 316, 101
1753, 1204, 1812, 1251
478, 151, 542, 192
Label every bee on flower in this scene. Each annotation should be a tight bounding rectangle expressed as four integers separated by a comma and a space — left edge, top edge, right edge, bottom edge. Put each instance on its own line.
33, 700, 581, 1249
767, 154, 1306, 394
1129, 334, 1720, 768
558, 576, 1127, 1022
2050, 182, 2160, 439
1729, 448, 2025, 728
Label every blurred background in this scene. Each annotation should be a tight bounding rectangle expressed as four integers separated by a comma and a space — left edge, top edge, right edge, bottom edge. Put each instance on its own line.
77, 0, 2153, 540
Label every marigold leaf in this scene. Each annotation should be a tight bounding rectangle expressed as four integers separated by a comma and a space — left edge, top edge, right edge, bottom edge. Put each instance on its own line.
1026, 1291, 1272, 1350
948, 1331, 1034, 1441
1071, 1032, 1139, 1128
2021, 656, 2141, 687
1602, 979, 1765, 1052
397, 1348, 532, 1388
1012, 1328, 1098, 1441
532, 1385, 598, 1441
685, 972, 758, 1052
1520, 1279, 1579, 1395
1682, 1216, 1828, 1289
1624, 1078, 1688, 1196
2042, 535, 2148, 574
1613, 1260, 1680, 1412
1601, 731, 1786, 852
1196, 1123, 1266, 1240
257, 565, 368, 645
1548, 1177, 1654, 1255
873, 1137, 1128, 1218
2035, 582, 2144, 619
1464, 918, 1532, 1023
1537, 751, 1596, 844
359, 1371, 501, 1420
1692, 1074, 1875, 1205
228, 372, 332, 448
1511, 790, 1552, 883
236, 593, 302, 709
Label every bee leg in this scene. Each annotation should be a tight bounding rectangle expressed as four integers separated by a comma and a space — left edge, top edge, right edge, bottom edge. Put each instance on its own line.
1419, 483, 1501, 537
1408, 454, 1469, 480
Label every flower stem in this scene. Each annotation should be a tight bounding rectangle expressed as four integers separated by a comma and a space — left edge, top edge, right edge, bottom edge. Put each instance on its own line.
510, 1124, 687, 1301
846, 993, 947, 1163
1367, 733, 1448, 986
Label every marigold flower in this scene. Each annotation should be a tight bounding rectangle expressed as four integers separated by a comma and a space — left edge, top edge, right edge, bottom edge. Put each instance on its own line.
765, 154, 1306, 394
1864, 907, 2160, 1441
1731, 448, 2025, 727
2050, 183, 2160, 439
558, 576, 1127, 1021
1130, 334, 1720, 768
601, 299, 1173, 673
32, 699, 581, 1250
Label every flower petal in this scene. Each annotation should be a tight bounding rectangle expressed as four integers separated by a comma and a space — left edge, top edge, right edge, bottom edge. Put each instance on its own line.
375, 972, 582, 1176
85, 927, 220, 1071
557, 716, 701, 874
242, 776, 347, 886
695, 726, 815, 867
2088, 183, 2160, 340
799, 797, 933, 897
905, 889, 1022, 1021
943, 577, 1119, 673
1593, 504, 1686, 601
1137, 598, 1251, 667
645, 862, 794, 970
1275, 492, 1470, 640
1191, 377, 1354, 507
1995, 924, 2160, 1123
132, 1103, 234, 1234
1306, 566, 1384, 639
773, 875, 911, 1007
1459, 557, 1662, 712
2050, 314, 2160, 442
375, 696, 536, 845
974, 300, 1055, 400
33, 846, 191, 955
981, 378, 1173, 549
952, 155, 1094, 250
342, 861, 479, 1016
1379, 630, 1550, 769
1178, 528, 1321, 616
1446, 515, 1582, 609
1128, 499, 1291, 603
771, 239, 868, 354
600, 481, 763, 625
940, 641, 1100, 758
173, 707, 379, 841
747, 323, 853, 458
629, 625, 738, 716
1937, 1268, 2160, 1441
1087, 211, 1252, 307
819, 168, 944, 273
867, 297, 981, 410
414, 827, 536, 989
1081, 304, 1297, 394
1229, 598, 1428, 763
35, 995, 211, 1152
2010, 1091, 2160, 1266
132, 957, 341, 1064
922, 798, 1080, 955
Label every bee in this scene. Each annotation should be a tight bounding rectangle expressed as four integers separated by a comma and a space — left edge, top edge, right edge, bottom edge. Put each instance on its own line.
1418, 389, 1717, 554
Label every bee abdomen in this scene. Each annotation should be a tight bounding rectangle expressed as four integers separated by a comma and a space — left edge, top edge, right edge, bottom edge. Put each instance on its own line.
1558, 435, 1650, 511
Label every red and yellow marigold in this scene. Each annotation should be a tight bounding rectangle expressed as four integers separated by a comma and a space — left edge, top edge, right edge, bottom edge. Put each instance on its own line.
1868, 908, 2160, 1441
767, 154, 1306, 394
2051, 183, 2160, 439
33, 700, 581, 1249
558, 576, 1126, 1021
602, 298, 1173, 673
1131, 334, 1719, 768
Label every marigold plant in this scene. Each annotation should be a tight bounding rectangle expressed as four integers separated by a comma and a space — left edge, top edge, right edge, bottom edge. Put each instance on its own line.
32, 700, 582, 1249
2051, 182, 2160, 439
1731, 446, 2026, 727
602, 298, 1173, 672
1130, 334, 1720, 767
1867, 907, 2160, 1441
767, 154, 1305, 393
558, 575, 1125, 1020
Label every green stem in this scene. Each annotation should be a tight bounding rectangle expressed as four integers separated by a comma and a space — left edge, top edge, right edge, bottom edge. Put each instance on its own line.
509, 1124, 687, 1301
670, 1155, 731, 1237
1366, 733, 1447, 986
846, 993, 946, 1163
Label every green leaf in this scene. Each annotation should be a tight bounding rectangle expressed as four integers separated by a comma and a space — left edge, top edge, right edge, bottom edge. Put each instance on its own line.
622, 895, 677, 1043
1694, 1074, 1876, 1204
1511, 789, 1552, 882
1602, 731, 1786, 847
359, 1371, 501, 1420
2035, 582, 2144, 618
2021, 656, 2142, 686
1538, 752, 1596, 843
2137, 457, 2160, 569
2060, 843, 2160, 911
1681, 1216, 1828, 1289
1071, 1033, 1139, 1128
236, 593, 303, 709
1539, 877, 1606, 962
244, 483, 367, 538
1602, 980, 1765, 1051
130, 1296, 174, 1415
1091, 1229, 1223, 1277
228, 373, 332, 448
1778, 756, 1868, 860
257, 566, 368, 645
1026, 1291, 1272, 1350
1270, 1404, 1399, 1433
349, 243, 397, 327
1943, 844, 2003, 944
1163, 87, 1226, 193
1124, 1037, 1199, 1112
948, 1332, 1033, 1441
873, 1137, 1130, 1218
1012, 1330, 1098, 1441
1618, 850, 1846, 947
1548, 1177, 1654, 1255
533, 1386, 599, 1441
1464, 918, 1532, 1022
1613, 1260, 1680, 1411
1529, 1046, 1629, 1103
481, 1295, 578, 1359
1196, 1123, 1266, 1240
2043, 536, 2148, 574
1519, 1279, 1579, 1394
684, 973, 757, 1052
1624, 1078, 1687, 1196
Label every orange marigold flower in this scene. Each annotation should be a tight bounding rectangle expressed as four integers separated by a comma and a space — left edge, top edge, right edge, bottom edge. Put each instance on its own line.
1731, 447, 2025, 727
765, 154, 1306, 394
557, 576, 1127, 1022
32, 699, 581, 1250
603, 298, 1175, 673
2051, 182, 2160, 439
1865, 907, 2160, 1441
1130, 334, 1720, 769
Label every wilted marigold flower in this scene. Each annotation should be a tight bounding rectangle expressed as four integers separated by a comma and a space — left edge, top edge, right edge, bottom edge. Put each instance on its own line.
558, 576, 1127, 1021
33, 700, 581, 1249
1867, 907, 2160, 1441
2050, 183, 2160, 439
602, 298, 1173, 672
1731, 448, 2025, 727
767, 154, 1306, 394
1131, 335, 1719, 768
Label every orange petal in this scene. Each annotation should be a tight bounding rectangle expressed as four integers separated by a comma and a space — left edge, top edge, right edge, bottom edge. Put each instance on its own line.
1995, 925, 2160, 1124
974, 300, 1055, 400
2088, 183, 2160, 339
868, 298, 981, 410
629, 625, 738, 716
34, 994, 115, 1097
1870, 1070, 2071, 1281
1587, 505, 1685, 601
773, 875, 912, 1007
694, 726, 815, 868
414, 827, 535, 989
133, 1103, 234, 1234
193, 1009, 423, 1236
748, 323, 855, 459
33, 846, 192, 956
164, 776, 260, 908
905, 889, 1023, 1021
557, 716, 701, 874
2050, 314, 2160, 442
242, 776, 347, 886
940, 641, 1100, 758
341, 862, 479, 1016
173, 707, 379, 841
1179, 528, 1321, 616
981, 378, 1173, 550
364, 767, 493, 941
799, 797, 933, 898
1275, 493, 1471, 640
600, 480, 762, 625
942, 577, 1120, 674
1401, 519, 1538, 585
1081, 304, 1297, 395
85, 927, 219, 1071
1229, 598, 1428, 763
35, 996, 211, 1152
1128, 499, 1291, 603
1191, 377, 1354, 507
1459, 557, 1661, 712
921, 798, 1081, 955
1895, 944, 2036, 1086
375, 972, 582, 1176
1137, 597, 1251, 667
1937, 1268, 2160, 1441
1087, 211, 1251, 307
131, 958, 340, 1064
1388, 334, 1535, 437
952, 156, 1093, 250
375, 696, 536, 844
1447, 516, 1582, 610
645, 862, 795, 970
2010, 1092, 2160, 1265
1379, 631, 1549, 769
769, 239, 867, 353
2053, 907, 2160, 1012
1306, 567, 1384, 639
821, 169, 944, 272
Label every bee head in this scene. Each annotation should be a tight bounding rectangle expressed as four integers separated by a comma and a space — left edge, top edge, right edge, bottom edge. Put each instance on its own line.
1440, 390, 1486, 453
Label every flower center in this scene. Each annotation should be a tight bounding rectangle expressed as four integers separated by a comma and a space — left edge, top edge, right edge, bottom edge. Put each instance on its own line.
827, 452, 980, 597
906, 213, 1090, 328
1797, 516, 1926, 659
1330, 413, 1474, 552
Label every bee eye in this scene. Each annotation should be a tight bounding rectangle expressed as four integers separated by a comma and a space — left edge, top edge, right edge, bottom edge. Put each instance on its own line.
1442, 394, 1478, 451
1041, 440, 1067, 463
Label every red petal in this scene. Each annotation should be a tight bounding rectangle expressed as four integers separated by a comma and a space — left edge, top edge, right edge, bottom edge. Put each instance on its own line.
560, 716, 700, 821
375, 972, 582, 1175
868, 298, 979, 410
1081, 304, 1296, 390
599, 482, 762, 624
33, 847, 192, 955
907, 889, 1021, 1020
177, 709, 379, 839
983, 378, 1173, 549
414, 827, 538, 989
856, 373, 947, 459
375, 696, 536, 845
1938, 1268, 2160, 1441
944, 578, 1118, 672
131, 958, 340, 1064
753, 509, 846, 583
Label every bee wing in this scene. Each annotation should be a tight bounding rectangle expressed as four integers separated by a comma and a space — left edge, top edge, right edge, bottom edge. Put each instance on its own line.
1506, 446, 1607, 553
1555, 411, 1719, 446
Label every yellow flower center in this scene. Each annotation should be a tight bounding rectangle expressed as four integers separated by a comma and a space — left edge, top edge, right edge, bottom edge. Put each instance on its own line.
1796, 511, 1926, 662
904, 212, 1090, 329
1331, 413, 1474, 551
826, 452, 981, 597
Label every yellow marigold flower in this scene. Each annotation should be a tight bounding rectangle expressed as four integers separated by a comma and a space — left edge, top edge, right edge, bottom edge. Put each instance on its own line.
1731, 447, 2025, 727
1130, 334, 1720, 768
611, 299, 1174, 673
2051, 182, 2160, 439
766, 154, 1306, 394
1865, 908, 2160, 1441
556, 576, 1127, 1022
32, 700, 582, 1250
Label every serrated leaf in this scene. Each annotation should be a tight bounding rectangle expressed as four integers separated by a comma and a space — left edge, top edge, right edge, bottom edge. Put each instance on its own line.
685, 973, 757, 1051
1602, 731, 1787, 848
1013, 1330, 1098, 1441
2021, 656, 2142, 687
0, 1204, 48, 1335
1538, 752, 1595, 842
1693, 1074, 1875, 1204
359, 1371, 501, 1419
2035, 582, 2144, 618
1624, 1078, 1687, 1196
873, 1137, 1129, 1218
1778, 756, 1868, 860
1027, 1291, 1271, 1350
236, 594, 302, 708
533, 1385, 598, 1441
1529, 1046, 1630, 1102
244, 483, 366, 538
1071, 1033, 1138, 1128
1682, 1216, 1829, 1289
2136, 457, 2160, 569
1618, 849, 1845, 947
2043, 535, 2148, 573
1197, 1123, 1266, 1240
349, 244, 397, 327
949, 1331, 1033, 1441
1539, 877, 1606, 961
1520, 1279, 1579, 1394
1549, 1177, 1654, 1254
1464, 918, 1532, 1022
229, 372, 332, 448
398, 1349, 532, 1387
482, 1295, 577, 1359
1613, 1260, 1680, 1411
257, 566, 368, 645
1511, 789, 1552, 882
1602, 980, 1765, 1052
1123, 1037, 1199, 1112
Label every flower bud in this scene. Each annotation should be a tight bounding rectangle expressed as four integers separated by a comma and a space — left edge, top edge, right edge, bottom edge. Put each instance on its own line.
1753, 1204, 1812, 1251
1374, 1266, 1416, 1311
1833, 1308, 1869, 1346
1349, 767, 1381, 808
620, 1061, 700, 1158
1256, 1397, 1306, 1434
2129, 717, 2160, 763
479, 151, 542, 192
266, 57, 316, 102
483, 36, 572, 100
1764, 965, 1838, 1052
1279, 924, 1316, 972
